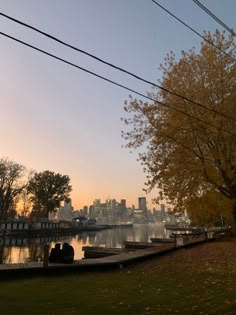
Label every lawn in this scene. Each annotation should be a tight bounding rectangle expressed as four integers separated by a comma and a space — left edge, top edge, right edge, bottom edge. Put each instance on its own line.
0, 239, 235, 315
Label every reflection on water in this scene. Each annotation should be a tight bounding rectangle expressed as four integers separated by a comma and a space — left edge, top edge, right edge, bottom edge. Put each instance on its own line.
0, 223, 167, 264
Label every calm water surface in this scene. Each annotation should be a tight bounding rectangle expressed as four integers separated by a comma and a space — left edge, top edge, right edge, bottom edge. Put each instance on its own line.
0, 223, 168, 264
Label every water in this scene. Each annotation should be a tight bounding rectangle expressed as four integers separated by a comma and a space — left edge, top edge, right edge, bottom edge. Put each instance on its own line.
0, 223, 168, 264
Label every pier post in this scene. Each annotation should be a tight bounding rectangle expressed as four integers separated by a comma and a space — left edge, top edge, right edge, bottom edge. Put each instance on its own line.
174, 235, 177, 248
43, 244, 49, 268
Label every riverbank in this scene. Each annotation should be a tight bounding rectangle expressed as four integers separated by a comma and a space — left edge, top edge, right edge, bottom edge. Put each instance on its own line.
0, 223, 133, 239
0, 239, 235, 314
0, 225, 110, 238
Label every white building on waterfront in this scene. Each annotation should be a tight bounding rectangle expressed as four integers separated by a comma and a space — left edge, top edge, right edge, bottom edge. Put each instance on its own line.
48, 200, 74, 221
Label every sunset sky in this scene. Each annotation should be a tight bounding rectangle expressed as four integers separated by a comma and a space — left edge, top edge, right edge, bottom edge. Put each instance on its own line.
0, 0, 235, 210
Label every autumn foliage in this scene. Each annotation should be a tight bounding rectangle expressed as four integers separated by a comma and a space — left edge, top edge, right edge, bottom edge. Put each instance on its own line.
123, 30, 236, 227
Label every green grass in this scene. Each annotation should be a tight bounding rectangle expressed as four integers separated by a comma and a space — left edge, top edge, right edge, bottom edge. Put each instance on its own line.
0, 241, 236, 315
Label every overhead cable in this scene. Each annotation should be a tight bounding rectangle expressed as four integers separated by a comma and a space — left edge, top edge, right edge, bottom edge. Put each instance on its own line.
0, 31, 230, 134
151, 0, 236, 63
193, 0, 236, 37
0, 11, 235, 123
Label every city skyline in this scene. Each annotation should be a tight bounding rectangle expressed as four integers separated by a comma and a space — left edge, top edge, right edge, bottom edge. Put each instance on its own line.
1, 1, 235, 210
64, 196, 153, 212
54, 196, 174, 225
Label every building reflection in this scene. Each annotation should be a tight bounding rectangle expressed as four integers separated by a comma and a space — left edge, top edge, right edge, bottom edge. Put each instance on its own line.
0, 223, 166, 264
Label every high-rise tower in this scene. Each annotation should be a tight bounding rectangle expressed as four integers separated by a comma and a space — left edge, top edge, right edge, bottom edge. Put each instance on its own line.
138, 197, 147, 211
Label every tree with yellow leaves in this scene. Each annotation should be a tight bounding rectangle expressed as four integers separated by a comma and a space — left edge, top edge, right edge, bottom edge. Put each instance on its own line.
187, 191, 233, 226
123, 30, 236, 228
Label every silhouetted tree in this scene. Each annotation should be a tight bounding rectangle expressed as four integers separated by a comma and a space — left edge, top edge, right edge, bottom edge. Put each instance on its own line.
17, 188, 32, 218
27, 170, 72, 218
0, 158, 26, 220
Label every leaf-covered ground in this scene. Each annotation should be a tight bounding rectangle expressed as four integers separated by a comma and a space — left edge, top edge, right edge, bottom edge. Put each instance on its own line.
0, 239, 235, 315
131, 239, 236, 314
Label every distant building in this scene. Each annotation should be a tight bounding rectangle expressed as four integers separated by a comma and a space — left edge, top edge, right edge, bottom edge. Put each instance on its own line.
71, 210, 80, 219
83, 206, 88, 216
133, 209, 146, 223
89, 205, 94, 218
134, 197, 147, 223
93, 199, 101, 218
160, 204, 165, 213
57, 200, 74, 221
120, 199, 126, 211
167, 207, 172, 213
138, 197, 147, 211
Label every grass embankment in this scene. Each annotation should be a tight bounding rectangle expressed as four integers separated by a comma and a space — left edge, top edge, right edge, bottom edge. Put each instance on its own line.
0, 240, 235, 315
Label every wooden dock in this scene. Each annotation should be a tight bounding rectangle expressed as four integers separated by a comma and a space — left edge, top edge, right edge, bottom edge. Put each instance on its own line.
0, 243, 175, 276
165, 226, 204, 232
123, 241, 160, 249
0, 234, 216, 276
82, 246, 127, 258
150, 237, 175, 244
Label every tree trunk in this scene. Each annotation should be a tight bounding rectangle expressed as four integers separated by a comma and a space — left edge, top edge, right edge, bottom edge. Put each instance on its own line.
232, 200, 236, 236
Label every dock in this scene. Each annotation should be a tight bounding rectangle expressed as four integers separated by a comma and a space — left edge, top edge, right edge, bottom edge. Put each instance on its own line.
0, 233, 214, 277
165, 226, 204, 232
150, 237, 175, 244
123, 241, 160, 249
0, 243, 175, 276
82, 246, 127, 258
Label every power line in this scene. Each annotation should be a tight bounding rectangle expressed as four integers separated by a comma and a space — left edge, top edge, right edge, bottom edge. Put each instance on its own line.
0, 31, 230, 134
193, 0, 236, 37
151, 0, 236, 63
0, 12, 235, 123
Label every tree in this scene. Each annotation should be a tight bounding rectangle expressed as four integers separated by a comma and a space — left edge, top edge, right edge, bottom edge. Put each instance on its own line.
27, 170, 72, 218
0, 158, 26, 220
187, 191, 233, 226
123, 30, 236, 227
17, 188, 32, 218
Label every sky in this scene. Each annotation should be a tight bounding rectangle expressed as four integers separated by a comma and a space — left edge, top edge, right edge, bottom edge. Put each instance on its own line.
0, 0, 235, 210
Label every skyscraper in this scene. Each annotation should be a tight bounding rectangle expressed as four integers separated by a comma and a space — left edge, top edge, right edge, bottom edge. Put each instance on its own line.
161, 204, 165, 213
138, 197, 147, 211
120, 199, 126, 211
